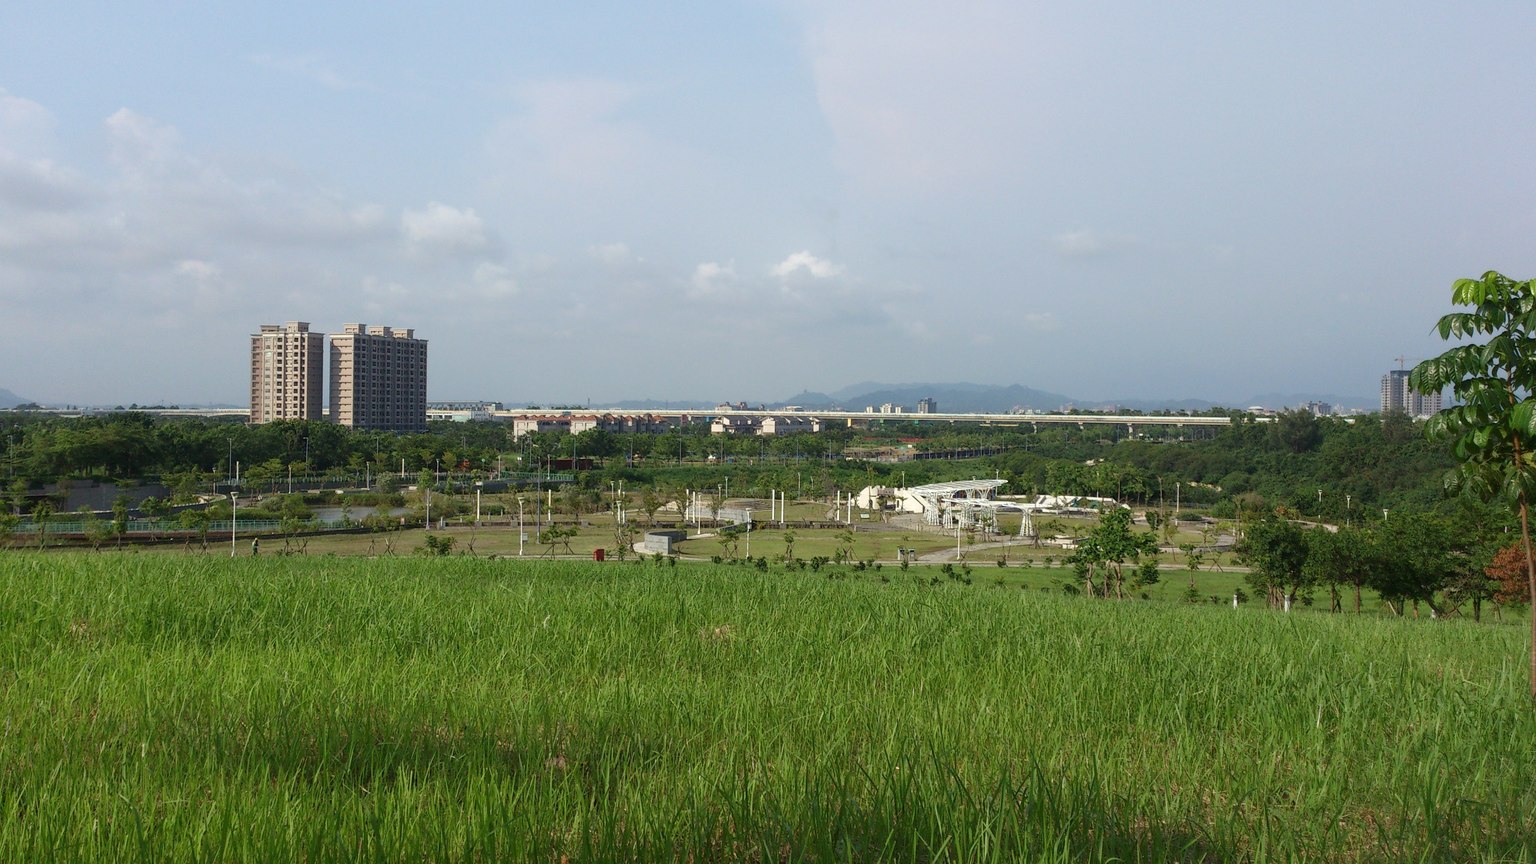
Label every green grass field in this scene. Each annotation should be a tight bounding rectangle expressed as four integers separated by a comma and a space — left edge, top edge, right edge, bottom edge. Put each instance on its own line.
1, 553, 1532, 862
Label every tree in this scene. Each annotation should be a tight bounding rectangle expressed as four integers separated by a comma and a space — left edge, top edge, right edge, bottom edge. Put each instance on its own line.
669, 486, 691, 530
1410, 271, 1536, 697
79, 506, 112, 552
1067, 507, 1159, 599
1237, 515, 1311, 610
31, 497, 52, 550
640, 487, 664, 526
172, 507, 209, 551
140, 495, 170, 540
111, 494, 131, 550
1303, 526, 1378, 613
1487, 544, 1532, 610
1372, 512, 1458, 617
1270, 410, 1323, 454
610, 519, 637, 562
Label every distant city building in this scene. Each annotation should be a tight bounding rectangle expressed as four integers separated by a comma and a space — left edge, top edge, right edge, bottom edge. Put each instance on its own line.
511, 415, 572, 437
428, 400, 503, 412
916, 397, 937, 414
250, 321, 325, 424
710, 414, 823, 436
510, 413, 682, 438
1380, 369, 1442, 418
758, 415, 822, 436
878, 403, 904, 414
427, 408, 492, 423
1304, 401, 1333, 417
710, 414, 758, 435
329, 324, 428, 432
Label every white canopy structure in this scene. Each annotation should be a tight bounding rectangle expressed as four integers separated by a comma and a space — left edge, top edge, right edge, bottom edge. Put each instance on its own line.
856, 479, 1037, 538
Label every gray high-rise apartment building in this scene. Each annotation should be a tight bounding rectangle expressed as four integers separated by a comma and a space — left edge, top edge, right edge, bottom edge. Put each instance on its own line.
250, 322, 325, 423
329, 323, 428, 432
1380, 368, 1442, 417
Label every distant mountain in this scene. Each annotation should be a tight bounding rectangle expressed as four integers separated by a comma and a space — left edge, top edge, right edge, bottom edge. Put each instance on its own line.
0, 388, 29, 408
827, 381, 891, 402
774, 391, 840, 409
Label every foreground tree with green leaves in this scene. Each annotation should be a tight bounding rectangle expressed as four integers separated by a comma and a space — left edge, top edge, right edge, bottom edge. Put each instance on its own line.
1068, 507, 1159, 599
1410, 270, 1536, 700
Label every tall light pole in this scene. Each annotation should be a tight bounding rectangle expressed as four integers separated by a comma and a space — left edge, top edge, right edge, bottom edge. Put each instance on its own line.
227, 437, 234, 489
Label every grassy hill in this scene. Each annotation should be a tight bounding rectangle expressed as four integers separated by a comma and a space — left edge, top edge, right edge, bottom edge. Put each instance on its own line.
1, 553, 1531, 862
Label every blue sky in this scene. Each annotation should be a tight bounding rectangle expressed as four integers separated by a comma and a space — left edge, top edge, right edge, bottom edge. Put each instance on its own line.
3, 1, 1534, 407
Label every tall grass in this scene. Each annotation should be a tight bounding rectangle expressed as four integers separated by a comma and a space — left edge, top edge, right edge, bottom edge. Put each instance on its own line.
0, 553, 1531, 862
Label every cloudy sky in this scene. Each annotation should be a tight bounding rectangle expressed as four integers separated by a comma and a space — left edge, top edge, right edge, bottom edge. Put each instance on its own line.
3, 1, 1534, 407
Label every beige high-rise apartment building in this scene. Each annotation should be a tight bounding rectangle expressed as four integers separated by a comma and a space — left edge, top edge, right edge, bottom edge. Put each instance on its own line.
250, 322, 325, 423
329, 323, 428, 432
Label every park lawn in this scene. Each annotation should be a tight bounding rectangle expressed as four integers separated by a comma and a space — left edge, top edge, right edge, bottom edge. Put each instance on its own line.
0, 552, 1531, 862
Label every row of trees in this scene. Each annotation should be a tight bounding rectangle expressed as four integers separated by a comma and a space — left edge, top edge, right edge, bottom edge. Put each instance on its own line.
4, 403, 1461, 528
1239, 510, 1523, 620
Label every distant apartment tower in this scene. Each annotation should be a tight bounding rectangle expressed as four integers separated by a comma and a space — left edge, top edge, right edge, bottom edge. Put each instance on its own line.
250, 322, 325, 423
1380, 369, 1442, 417
917, 397, 937, 414
329, 324, 428, 432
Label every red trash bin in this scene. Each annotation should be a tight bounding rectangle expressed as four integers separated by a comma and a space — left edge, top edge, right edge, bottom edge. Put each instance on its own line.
593, 548, 605, 561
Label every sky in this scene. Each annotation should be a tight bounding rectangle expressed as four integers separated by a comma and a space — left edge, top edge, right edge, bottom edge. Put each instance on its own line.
2, 1, 1534, 408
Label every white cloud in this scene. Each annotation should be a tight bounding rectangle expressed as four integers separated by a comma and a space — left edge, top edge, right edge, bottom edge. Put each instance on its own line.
104, 108, 183, 178
690, 260, 737, 296
401, 202, 490, 256
588, 242, 632, 264
174, 259, 222, 282
0, 88, 56, 156
774, 249, 847, 279
772, 250, 845, 280
472, 262, 518, 298
1020, 312, 1059, 332
0, 150, 92, 210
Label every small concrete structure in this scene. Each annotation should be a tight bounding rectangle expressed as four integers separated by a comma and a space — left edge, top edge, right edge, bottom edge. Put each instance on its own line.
642, 530, 686, 555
